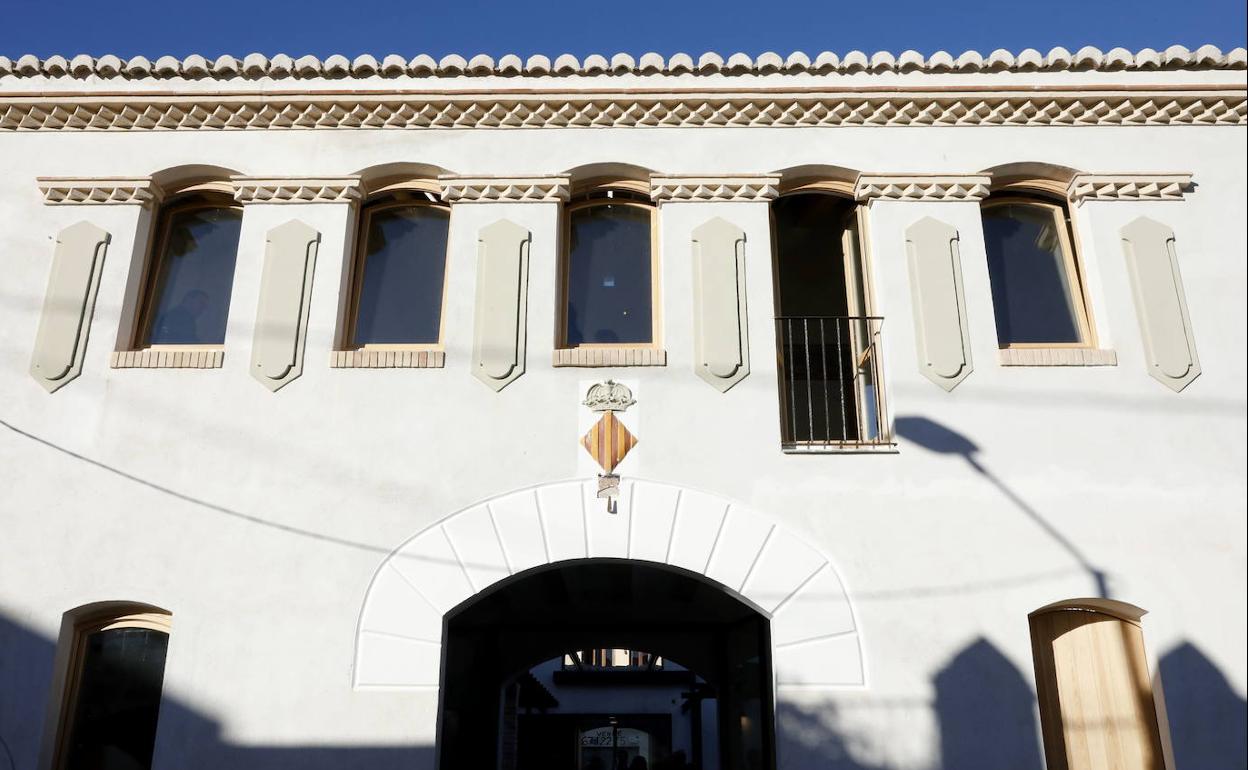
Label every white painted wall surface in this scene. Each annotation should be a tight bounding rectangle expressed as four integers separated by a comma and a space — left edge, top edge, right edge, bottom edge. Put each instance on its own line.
1, 63, 1245, 770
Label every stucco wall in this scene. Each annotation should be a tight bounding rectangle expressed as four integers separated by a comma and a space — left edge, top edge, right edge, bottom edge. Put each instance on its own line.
1, 63, 1245, 770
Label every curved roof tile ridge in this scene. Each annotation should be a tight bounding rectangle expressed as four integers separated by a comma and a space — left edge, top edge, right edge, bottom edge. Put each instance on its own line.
1, 46, 1245, 79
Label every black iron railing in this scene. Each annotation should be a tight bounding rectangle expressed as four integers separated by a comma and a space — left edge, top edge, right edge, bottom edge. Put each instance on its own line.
775, 316, 890, 450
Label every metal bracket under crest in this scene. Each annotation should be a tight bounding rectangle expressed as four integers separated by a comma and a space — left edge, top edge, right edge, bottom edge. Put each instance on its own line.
597, 474, 621, 514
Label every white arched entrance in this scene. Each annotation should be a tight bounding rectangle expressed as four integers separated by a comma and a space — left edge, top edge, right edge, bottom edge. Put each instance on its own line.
353, 478, 864, 693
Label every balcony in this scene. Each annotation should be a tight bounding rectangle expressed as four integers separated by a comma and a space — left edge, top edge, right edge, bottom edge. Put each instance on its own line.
776, 316, 894, 453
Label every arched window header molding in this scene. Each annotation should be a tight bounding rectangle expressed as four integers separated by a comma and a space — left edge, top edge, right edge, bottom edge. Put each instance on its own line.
365, 177, 443, 200
991, 176, 1071, 199
35, 170, 1197, 206
1030, 597, 1148, 625
572, 175, 651, 198
778, 177, 856, 198
62, 601, 172, 625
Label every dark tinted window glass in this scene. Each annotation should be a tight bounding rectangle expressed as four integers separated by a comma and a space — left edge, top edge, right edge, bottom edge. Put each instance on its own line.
982, 202, 1082, 345
355, 205, 451, 345
566, 204, 652, 346
148, 206, 242, 345
64, 627, 169, 770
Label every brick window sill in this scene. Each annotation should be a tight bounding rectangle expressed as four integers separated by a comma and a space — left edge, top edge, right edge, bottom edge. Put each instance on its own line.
330, 349, 445, 368
111, 348, 223, 369
553, 347, 667, 367
997, 348, 1118, 367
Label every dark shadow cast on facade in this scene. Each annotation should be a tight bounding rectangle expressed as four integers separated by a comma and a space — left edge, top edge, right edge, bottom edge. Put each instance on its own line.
6, 603, 1245, 769
1160, 641, 1248, 770
777, 637, 1044, 770
0, 614, 434, 770
894, 415, 1110, 598
933, 638, 1043, 770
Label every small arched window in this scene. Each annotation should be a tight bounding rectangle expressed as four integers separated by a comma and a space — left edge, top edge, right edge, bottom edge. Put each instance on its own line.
345, 190, 451, 349
981, 194, 1093, 348
138, 192, 242, 347
52, 606, 172, 770
560, 186, 658, 350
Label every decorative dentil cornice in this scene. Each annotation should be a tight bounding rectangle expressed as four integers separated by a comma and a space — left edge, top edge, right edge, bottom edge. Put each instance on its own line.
231, 176, 362, 203
438, 175, 570, 203
855, 174, 993, 202
1, 45, 1243, 81
36, 177, 162, 205
1067, 173, 1194, 202
3, 89, 1242, 133
650, 175, 780, 203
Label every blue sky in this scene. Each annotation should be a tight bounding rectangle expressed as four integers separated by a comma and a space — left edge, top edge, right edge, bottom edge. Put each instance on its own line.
2, 0, 1245, 58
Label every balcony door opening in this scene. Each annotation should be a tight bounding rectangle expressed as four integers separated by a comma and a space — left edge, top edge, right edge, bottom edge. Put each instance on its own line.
771, 193, 884, 449
438, 560, 774, 770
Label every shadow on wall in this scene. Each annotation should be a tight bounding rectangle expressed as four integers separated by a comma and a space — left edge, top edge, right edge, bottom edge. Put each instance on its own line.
5, 616, 1246, 770
1160, 642, 1248, 770
933, 639, 1043, 770
778, 637, 1043, 770
893, 415, 1110, 599
0, 614, 434, 770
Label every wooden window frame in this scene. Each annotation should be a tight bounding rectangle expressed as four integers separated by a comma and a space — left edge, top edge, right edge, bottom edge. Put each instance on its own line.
981, 194, 1098, 350
342, 196, 453, 352
50, 608, 172, 770
131, 192, 242, 353
557, 192, 661, 351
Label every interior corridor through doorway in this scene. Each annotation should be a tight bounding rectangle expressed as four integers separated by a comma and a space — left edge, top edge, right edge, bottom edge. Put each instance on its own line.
438, 559, 776, 770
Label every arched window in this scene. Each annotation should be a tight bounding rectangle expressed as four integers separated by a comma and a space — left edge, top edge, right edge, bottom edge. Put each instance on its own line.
137, 190, 242, 347
345, 189, 451, 349
771, 189, 886, 449
560, 185, 658, 352
981, 193, 1093, 348
51, 606, 172, 770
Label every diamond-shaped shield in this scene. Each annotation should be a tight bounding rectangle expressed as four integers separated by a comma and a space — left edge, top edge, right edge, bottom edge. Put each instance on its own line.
581, 411, 637, 474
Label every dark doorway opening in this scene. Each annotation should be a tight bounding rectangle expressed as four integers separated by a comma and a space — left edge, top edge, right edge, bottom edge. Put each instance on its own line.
771, 193, 884, 448
438, 560, 775, 770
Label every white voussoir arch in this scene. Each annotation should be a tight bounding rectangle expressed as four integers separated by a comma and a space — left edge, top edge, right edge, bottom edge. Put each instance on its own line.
353, 478, 864, 692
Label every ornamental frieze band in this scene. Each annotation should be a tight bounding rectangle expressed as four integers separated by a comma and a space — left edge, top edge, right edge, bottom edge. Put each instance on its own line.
2, 88, 1244, 132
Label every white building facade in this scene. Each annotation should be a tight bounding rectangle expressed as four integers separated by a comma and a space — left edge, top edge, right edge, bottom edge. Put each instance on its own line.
1, 45, 1245, 770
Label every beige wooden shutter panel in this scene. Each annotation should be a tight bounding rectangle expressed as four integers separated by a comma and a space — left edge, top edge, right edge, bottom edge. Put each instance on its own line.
250, 220, 319, 391
905, 216, 972, 391
30, 221, 110, 393
692, 217, 749, 392
1120, 216, 1200, 392
1030, 601, 1166, 770
472, 219, 530, 392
